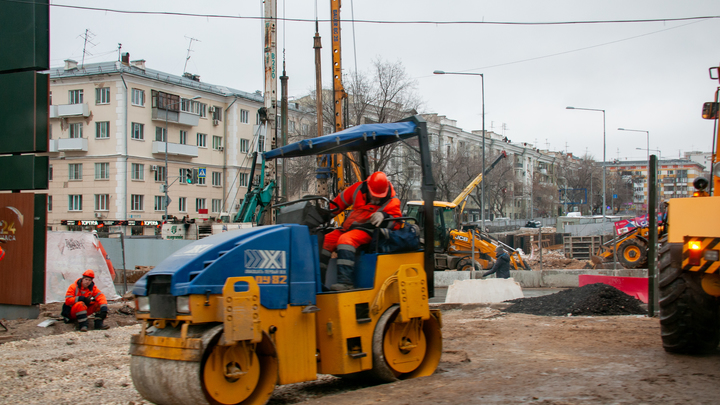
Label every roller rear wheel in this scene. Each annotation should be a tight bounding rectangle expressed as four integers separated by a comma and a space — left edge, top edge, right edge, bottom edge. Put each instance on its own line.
367, 305, 442, 382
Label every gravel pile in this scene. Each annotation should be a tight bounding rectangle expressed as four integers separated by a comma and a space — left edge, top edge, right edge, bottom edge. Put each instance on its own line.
504, 283, 646, 316
0, 325, 149, 405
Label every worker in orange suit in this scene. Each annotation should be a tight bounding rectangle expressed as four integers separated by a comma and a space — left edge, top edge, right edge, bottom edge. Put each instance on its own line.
321, 171, 401, 291
61, 269, 109, 332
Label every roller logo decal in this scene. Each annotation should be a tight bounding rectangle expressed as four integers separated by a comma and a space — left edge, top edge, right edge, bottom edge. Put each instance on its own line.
245, 249, 287, 272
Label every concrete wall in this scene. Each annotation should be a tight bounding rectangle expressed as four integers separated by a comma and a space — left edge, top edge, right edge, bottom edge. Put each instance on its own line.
564, 222, 615, 237
435, 269, 647, 288
100, 237, 194, 270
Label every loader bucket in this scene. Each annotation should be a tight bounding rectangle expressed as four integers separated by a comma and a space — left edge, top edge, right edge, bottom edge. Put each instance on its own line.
578, 275, 648, 303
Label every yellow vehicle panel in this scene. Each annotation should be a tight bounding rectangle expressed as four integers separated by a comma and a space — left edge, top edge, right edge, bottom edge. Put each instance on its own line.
406, 200, 457, 209
315, 252, 425, 375
668, 196, 720, 244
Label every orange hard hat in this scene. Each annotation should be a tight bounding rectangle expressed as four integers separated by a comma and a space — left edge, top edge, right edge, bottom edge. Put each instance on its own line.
367, 172, 389, 198
82, 269, 95, 279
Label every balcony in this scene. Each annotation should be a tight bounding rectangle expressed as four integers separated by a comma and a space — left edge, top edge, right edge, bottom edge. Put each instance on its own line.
50, 138, 88, 152
152, 108, 200, 127
152, 141, 198, 157
49, 103, 90, 118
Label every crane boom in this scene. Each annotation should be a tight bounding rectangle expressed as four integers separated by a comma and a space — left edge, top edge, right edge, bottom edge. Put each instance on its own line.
451, 151, 507, 211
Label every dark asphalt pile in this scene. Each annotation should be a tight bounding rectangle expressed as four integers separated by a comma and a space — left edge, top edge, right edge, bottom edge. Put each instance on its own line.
503, 283, 646, 316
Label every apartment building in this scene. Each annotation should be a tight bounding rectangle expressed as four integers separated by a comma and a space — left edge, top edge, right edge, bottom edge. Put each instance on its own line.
46, 56, 311, 235
607, 158, 706, 208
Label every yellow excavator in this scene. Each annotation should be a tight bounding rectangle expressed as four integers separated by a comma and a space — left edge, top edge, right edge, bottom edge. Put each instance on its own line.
593, 226, 654, 269
405, 151, 530, 271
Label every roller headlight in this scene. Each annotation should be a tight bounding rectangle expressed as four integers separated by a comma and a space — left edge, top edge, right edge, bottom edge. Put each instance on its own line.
176, 296, 190, 314
137, 296, 150, 312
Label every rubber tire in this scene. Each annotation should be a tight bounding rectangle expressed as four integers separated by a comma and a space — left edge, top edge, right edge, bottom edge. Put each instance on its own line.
366, 305, 442, 383
659, 238, 720, 354
618, 239, 647, 269
456, 258, 481, 271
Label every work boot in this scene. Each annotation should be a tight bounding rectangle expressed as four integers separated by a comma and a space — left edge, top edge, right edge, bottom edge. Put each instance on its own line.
79, 321, 88, 332
336, 244, 356, 287
330, 283, 353, 291
94, 319, 110, 330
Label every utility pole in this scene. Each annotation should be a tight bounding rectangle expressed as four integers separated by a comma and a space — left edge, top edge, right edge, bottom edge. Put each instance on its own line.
261, 0, 277, 224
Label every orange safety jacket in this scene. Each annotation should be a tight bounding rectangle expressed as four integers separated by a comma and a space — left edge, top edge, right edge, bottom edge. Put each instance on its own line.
333, 180, 402, 232
65, 278, 108, 308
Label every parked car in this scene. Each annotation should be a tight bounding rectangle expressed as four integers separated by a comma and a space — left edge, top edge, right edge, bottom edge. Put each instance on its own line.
524, 220, 542, 228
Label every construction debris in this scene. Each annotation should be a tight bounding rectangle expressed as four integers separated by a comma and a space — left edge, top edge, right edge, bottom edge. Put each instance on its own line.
503, 283, 646, 316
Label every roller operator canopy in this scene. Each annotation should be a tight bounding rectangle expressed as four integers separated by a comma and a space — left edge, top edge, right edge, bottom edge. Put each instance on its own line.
263, 121, 419, 160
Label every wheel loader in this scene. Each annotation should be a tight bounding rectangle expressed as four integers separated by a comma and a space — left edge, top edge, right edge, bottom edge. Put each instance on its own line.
593, 226, 655, 269
658, 66, 720, 354
129, 116, 443, 405
404, 151, 530, 271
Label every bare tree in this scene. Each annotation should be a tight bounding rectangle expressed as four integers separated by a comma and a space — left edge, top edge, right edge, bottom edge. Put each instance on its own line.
480, 156, 516, 218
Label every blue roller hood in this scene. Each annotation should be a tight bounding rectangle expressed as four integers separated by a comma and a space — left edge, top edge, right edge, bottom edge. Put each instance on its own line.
263, 121, 418, 160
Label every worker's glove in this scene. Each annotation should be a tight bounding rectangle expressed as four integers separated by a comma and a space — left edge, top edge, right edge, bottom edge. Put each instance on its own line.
79, 296, 91, 306
97, 310, 108, 320
369, 212, 384, 227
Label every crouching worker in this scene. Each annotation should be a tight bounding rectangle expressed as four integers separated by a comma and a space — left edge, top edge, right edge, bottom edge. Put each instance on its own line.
62, 269, 109, 332
321, 171, 401, 291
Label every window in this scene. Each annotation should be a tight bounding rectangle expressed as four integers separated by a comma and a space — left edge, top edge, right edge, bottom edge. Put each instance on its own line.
301, 181, 309, 192
154, 196, 166, 211
131, 195, 144, 211
131, 123, 144, 140
212, 199, 222, 213
68, 195, 82, 211
131, 163, 144, 180
181, 98, 201, 114
95, 162, 109, 180
179, 168, 189, 185
151, 90, 180, 111
199, 103, 207, 118
212, 106, 222, 121
155, 166, 166, 182
178, 197, 187, 212
131, 88, 145, 106
197, 175, 206, 186
95, 87, 110, 104
196, 198, 206, 212
302, 123, 309, 134
197, 133, 207, 147
179, 130, 188, 145
68, 163, 82, 180
240, 139, 250, 153
240, 109, 249, 123
258, 135, 265, 152
212, 136, 223, 150
49, 165, 53, 181
240, 172, 249, 187
156, 127, 167, 142
95, 121, 110, 139
212, 172, 222, 187
69, 89, 83, 104
288, 120, 295, 132
69, 123, 83, 138
256, 112, 261, 125
48, 195, 52, 211
95, 194, 109, 211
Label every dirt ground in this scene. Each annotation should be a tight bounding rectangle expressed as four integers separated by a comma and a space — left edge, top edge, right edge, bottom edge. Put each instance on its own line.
2, 301, 719, 404
524, 248, 593, 269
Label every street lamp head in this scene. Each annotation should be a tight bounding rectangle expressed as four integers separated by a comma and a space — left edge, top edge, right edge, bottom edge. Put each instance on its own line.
433, 70, 445, 75
618, 127, 624, 130
566, 106, 575, 110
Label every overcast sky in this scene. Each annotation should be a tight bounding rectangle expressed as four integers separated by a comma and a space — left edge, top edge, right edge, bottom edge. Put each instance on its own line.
49, 0, 720, 164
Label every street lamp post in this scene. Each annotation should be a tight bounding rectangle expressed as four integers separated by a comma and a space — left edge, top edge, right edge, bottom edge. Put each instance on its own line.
163, 96, 201, 222
434, 70, 485, 228
566, 106, 606, 226
558, 176, 568, 215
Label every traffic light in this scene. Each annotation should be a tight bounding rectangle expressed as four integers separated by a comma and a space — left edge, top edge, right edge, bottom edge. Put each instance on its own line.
185, 168, 193, 184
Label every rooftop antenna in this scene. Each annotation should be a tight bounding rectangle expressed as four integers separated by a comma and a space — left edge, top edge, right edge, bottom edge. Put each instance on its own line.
490, 121, 494, 130
117, 43, 122, 61
183, 36, 200, 73
78, 29, 97, 68
501, 123, 508, 136
565, 142, 569, 154
545, 138, 550, 149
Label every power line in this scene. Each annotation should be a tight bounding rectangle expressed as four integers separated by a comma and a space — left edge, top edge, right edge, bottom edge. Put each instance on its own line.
26, 1, 720, 26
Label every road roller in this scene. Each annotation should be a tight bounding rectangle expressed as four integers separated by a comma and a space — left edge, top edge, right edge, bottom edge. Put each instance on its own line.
129, 116, 443, 404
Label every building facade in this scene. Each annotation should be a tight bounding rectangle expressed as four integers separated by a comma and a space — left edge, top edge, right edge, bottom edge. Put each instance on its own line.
45, 57, 311, 235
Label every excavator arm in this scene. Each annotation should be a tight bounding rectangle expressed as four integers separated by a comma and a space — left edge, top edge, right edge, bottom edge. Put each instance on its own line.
451, 151, 507, 213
